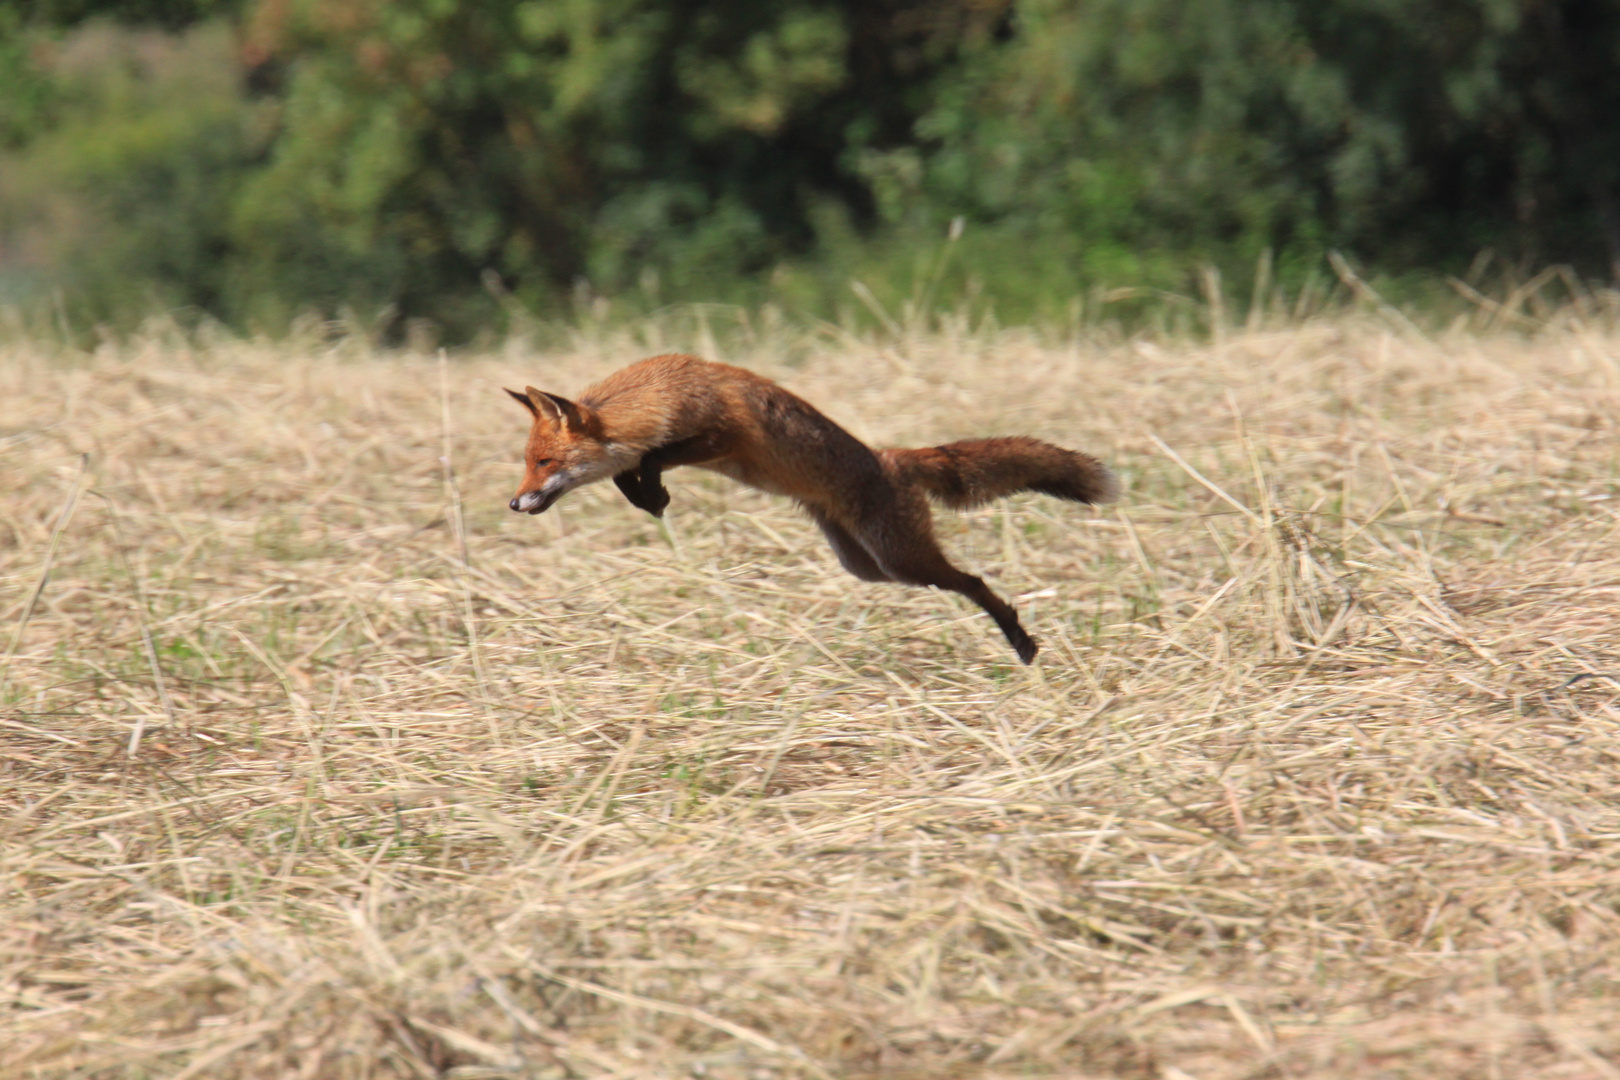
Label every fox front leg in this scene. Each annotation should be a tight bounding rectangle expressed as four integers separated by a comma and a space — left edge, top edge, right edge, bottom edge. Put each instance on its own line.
613, 468, 671, 518
612, 434, 724, 518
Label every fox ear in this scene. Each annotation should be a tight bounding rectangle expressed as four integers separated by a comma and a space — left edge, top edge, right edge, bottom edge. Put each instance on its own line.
528, 388, 588, 431
505, 387, 538, 418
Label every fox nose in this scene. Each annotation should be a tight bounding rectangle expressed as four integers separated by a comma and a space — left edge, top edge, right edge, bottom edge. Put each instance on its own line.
511, 490, 549, 514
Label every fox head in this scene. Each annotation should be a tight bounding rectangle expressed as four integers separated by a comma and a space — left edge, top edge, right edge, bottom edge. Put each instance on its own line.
506, 386, 621, 514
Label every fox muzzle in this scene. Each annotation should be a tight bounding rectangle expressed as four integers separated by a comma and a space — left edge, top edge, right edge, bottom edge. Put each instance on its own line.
510, 490, 556, 514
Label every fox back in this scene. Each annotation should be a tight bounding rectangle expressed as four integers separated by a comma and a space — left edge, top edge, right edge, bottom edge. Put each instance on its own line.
508, 354, 885, 514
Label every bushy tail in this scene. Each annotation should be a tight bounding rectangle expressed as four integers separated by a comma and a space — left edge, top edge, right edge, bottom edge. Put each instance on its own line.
882, 437, 1119, 510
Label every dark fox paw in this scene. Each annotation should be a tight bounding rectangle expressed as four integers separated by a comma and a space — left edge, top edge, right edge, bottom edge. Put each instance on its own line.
646, 484, 671, 518
614, 470, 670, 517
1008, 627, 1039, 665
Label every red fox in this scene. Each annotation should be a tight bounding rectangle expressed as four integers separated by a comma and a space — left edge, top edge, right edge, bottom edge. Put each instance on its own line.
507, 354, 1117, 663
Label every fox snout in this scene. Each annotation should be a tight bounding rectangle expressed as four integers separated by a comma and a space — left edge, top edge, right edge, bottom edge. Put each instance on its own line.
511, 466, 578, 513
510, 489, 556, 514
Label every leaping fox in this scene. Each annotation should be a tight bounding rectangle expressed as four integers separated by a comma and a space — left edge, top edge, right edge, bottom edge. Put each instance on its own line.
506, 354, 1117, 663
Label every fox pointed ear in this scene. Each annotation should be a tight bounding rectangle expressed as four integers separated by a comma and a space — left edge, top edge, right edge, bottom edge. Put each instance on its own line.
505, 387, 538, 418
532, 388, 589, 431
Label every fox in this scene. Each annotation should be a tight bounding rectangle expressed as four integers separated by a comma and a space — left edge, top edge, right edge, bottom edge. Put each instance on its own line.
506, 354, 1118, 664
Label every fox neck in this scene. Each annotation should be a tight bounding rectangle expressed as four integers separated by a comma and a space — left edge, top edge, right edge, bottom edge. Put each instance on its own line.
584, 438, 643, 479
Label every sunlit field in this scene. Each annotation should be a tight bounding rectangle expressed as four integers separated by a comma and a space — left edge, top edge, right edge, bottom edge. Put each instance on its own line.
3, 315, 1619, 1079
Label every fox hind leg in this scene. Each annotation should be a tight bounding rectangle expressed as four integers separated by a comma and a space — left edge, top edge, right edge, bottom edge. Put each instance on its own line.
850, 510, 1038, 664
809, 509, 893, 582
918, 561, 1038, 664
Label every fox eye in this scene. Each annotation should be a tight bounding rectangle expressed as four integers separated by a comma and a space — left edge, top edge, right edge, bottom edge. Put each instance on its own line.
534, 457, 555, 467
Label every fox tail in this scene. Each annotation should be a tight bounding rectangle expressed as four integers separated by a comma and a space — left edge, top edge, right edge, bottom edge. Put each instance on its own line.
882, 437, 1119, 510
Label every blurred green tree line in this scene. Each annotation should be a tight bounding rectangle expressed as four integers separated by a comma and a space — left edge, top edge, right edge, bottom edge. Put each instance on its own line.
2, 0, 1618, 337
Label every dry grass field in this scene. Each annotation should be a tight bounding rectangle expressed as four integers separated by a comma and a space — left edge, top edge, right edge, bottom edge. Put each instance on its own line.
3, 315, 1619, 1079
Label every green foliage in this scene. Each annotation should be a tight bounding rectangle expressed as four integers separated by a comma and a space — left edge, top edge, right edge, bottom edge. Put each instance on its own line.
222, 0, 973, 331
0, 21, 256, 321
0, 9, 55, 147
6, 0, 246, 29
1, 0, 1618, 337
880, 0, 1620, 312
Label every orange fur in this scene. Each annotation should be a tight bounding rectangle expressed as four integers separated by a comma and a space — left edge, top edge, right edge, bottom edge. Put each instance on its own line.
507, 354, 1118, 663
